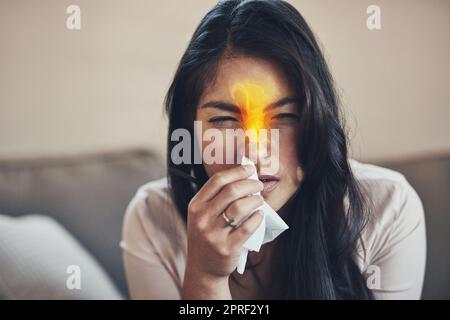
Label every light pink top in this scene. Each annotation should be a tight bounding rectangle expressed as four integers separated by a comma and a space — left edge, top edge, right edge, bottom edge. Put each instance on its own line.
120, 159, 426, 299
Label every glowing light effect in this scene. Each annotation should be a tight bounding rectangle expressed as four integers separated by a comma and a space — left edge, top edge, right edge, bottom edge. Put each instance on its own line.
230, 80, 276, 142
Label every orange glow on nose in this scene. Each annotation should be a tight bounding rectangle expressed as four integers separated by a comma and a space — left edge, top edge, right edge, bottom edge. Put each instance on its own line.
230, 80, 275, 142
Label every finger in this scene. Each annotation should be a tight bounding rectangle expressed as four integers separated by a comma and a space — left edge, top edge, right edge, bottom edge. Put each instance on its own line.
192, 164, 255, 203
218, 195, 264, 229
228, 210, 264, 247
207, 179, 263, 218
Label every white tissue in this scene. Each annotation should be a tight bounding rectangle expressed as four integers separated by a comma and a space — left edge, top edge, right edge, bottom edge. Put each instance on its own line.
236, 157, 289, 274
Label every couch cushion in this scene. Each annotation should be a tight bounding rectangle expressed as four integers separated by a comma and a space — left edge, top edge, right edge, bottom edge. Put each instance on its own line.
0, 214, 122, 299
379, 154, 450, 299
0, 149, 165, 297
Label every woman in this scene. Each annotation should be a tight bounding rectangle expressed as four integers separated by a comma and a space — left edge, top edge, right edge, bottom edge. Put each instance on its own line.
120, 0, 426, 299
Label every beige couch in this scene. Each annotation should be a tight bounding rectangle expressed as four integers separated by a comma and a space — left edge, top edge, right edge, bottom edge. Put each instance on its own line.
0, 149, 164, 298
0, 149, 448, 299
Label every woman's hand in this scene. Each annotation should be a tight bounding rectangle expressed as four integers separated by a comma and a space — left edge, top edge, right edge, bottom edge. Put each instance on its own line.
181, 164, 265, 299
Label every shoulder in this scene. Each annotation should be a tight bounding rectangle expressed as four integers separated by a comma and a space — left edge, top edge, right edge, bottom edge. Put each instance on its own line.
125, 177, 182, 227
349, 159, 426, 270
349, 159, 424, 225
127, 177, 173, 209
121, 177, 187, 261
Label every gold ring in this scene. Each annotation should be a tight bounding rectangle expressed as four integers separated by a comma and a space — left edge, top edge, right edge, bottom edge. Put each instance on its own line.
222, 211, 237, 228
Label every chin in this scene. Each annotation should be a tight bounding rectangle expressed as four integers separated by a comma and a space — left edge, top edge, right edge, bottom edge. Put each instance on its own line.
265, 184, 298, 212
263, 192, 284, 212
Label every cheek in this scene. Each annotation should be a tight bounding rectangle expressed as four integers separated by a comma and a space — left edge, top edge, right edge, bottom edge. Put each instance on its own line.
278, 129, 302, 183
200, 128, 239, 178
279, 128, 298, 161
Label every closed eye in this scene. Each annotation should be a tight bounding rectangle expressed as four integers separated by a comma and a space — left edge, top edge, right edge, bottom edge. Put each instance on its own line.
271, 113, 300, 122
208, 116, 240, 127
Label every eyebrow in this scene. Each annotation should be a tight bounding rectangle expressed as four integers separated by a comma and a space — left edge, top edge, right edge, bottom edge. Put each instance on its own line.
199, 101, 240, 113
199, 96, 300, 112
266, 96, 301, 110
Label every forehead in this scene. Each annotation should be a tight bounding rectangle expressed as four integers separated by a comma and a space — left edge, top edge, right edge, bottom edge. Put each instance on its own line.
199, 55, 293, 105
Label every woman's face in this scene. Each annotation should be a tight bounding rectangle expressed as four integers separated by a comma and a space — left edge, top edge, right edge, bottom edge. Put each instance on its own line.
196, 55, 303, 211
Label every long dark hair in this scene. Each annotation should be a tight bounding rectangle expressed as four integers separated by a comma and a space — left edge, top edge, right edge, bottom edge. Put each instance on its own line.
165, 0, 373, 299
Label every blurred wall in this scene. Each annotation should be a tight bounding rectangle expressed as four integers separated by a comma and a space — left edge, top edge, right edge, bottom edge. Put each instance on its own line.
0, 0, 449, 161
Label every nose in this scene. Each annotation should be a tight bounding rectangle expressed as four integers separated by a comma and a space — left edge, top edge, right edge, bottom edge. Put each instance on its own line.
238, 129, 279, 173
